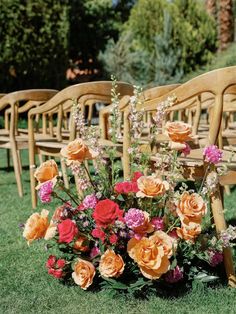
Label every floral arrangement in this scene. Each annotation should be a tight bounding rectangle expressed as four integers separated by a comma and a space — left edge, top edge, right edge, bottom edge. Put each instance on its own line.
22, 81, 236, 296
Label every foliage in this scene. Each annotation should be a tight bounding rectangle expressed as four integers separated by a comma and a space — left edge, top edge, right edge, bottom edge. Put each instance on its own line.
0, 0, 69, 91
100, 0, 217, 86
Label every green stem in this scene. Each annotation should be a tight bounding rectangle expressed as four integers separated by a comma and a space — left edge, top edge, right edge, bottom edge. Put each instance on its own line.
52, 192, 69, 204
63, 188, 80, 206
83, 162, 97, 191
166, 217, 180, 234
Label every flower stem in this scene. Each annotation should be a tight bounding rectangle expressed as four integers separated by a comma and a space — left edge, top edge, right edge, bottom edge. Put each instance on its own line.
166, 217, 180, 234
83, 163, 97, 192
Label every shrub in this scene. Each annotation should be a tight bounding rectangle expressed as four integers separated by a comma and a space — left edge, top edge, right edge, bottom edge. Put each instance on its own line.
100, 0, 217, 86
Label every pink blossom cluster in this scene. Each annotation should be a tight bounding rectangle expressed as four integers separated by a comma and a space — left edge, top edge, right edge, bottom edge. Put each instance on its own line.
38, 181, 53, 203
124, 208, 145, 229
203, 145, 222, 164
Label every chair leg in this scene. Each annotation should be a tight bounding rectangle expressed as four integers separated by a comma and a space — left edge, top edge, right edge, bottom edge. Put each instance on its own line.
210, 186, 236, 287
7, 149, 10, 170
38, 153, 43, 165
11, 143, 23, 197
60, 158, 69, 189
224, 185, 231, 196
29, 145, 37, 208
17, 150, 22, 174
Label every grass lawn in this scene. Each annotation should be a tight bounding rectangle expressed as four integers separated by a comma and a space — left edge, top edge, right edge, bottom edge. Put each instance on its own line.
1, 150, 236, 314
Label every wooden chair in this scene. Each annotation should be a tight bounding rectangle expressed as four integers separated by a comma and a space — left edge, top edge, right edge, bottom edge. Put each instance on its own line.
122, 66, 236, 286
28, 81, 134, 208
0, 89, 58, 197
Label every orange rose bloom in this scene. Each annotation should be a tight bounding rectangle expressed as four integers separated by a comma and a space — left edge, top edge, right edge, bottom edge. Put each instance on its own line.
34, 160, 58, 185
136, 176, 169, 198
44, 221, 57, 241
150, 230, 177, 258
73, 236, 89, 252
166, 121, 193, 143
176, 222, 201, 242
23, 209, 49, 244
99, 250, 125, 278
127, 237, 170, 280
132, 211, 154, 238
72, 259, 95, 290
60, 139, 98, 163
177, 192, 207, 225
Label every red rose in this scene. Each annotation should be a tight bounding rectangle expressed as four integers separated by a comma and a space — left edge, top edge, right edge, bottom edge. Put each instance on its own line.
114, 181, 139, 194
56, 259, 66, 268
93, 199, 124, 227
46, 255, 56, 268
132, 172, 143, 182
92, 228, 106, 242
48, 268, 64, 279
58, 219, 78, 243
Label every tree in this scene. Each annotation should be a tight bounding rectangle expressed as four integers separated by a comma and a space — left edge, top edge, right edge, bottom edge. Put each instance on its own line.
219, 0, 234, 49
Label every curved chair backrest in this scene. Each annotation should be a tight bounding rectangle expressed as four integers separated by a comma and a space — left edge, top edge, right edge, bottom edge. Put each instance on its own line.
0, 89, 58, 138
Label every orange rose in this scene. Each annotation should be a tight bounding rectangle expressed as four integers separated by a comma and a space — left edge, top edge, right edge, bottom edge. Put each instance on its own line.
23, 209, 49, 244
72, 259, 95, 290
177, 192, 207, 225
60, 139, 98, 163
136, 176, 169, 198
34, 160, 58, 188
176, 222, 201, 242
73, 236, 89, 252
44, 221, 57, 241
132, 211, 154, 238
127, 237, 170, 280
99, 250, 125, 278
165, 121, 193, 143
150, 231, 177, 258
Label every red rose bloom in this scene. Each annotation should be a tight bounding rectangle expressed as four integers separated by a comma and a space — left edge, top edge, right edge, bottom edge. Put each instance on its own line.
114, 181, 139, 194
58, 219, 78, 243
132, 171, 143, 182
93, 199, 124, 227
109, 233, 118, 244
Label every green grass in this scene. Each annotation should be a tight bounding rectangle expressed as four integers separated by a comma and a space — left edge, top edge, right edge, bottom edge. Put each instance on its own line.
1, 150, 236, 314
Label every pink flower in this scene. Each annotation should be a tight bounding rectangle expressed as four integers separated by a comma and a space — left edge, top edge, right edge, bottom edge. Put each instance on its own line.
38, 181, 53, 203
168, 229, 179, 239
48, 268, 64, 279
56, 259, 66, 268
151, 217, 164, 231
165, 266, 183, 283
131, 172, 143, 182
182, 142, 191, 157
83, 194, 98, 209
46, 256, 66, 279
208, 250, 223, 267
124, 208, 145, 229
77, 204, 85, 211
90, 246, 100, 258
58, 219, 78, 243
203, 145, 222, 164
114, 181, 138, 194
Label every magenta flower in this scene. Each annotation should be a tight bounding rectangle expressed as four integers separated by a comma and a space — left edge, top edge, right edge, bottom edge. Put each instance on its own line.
165, 266, 184, 283
203, 145, 222, 164
38, 181, 53, 203
83, 194, 97, 209
151, 217, 164, 231
124, 208, 145, 229
90, 246, 100, 258
182, 142, 191, 157
208, 250, 223, 267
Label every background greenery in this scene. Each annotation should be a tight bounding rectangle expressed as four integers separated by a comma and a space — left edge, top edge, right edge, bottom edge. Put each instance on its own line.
0, 150, 236, 314
1, 0, 235, 92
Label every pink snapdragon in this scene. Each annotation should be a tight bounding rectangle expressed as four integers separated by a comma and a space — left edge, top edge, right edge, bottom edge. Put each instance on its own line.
124, 208, 145, 229
38, 181, 53, 203
203, 145, 222, 164
83, 194, 98, 209
165, 266, 184, 283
